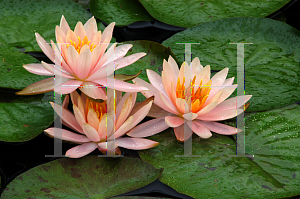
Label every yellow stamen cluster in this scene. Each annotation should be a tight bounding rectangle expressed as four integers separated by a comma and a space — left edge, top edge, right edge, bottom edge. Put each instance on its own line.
67, 36, 97, 53
176, 75, 212, 113
85, 97, 107, 121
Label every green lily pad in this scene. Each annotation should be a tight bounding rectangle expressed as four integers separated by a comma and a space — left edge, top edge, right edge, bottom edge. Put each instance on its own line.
0, 91, 55, 142
162, 17, 300, 112
138, 0, 290, 28
0, 44, 49, 90
1, 156, 163, 198
0, 0, 93, 52
115, 40, 178, 102
139, 104, 300, 198
90, 0, 154, 27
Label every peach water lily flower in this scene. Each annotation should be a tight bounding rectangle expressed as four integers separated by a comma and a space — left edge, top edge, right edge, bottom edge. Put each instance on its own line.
44, 90, 160, 158
129, 56, 252, 142
16, 15, 148, 99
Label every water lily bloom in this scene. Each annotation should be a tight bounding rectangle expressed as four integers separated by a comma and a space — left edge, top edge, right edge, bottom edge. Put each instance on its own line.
44, 90, 160, 158
16, 15, 148, 100
129, 56, 252, 142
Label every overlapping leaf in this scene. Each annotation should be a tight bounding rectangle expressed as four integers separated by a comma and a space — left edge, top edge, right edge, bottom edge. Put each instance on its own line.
1, 156, 163, 198
162, 17, 300, 112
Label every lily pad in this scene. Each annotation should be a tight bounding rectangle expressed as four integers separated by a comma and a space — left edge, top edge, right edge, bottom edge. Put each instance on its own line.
0, 44, 48, 90
115, 40, 177, 102
138, 0, 290, 28
90, 0, 154, 27
1, 156, 163, 198
0, 0, 93, 52
0, 91, 55, 142
139, 104, 300, 198
162, 17, 300, 112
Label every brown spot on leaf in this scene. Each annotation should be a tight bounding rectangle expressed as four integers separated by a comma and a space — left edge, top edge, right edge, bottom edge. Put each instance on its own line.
71, 168, 82, 179
95, 165, 100, 169
40, 188, 51, 193
262, 185, 272, 190
293, 174, 296, 179
25, 190, 31, 193
38, 175, 48, 183
51, 186, 58, 190
209, 16, 212, 18
150, 60, 156, 65
17, 175, 23, 181
201, 3, 204, 5
23, 124, 29, 127
42, 165, 51, 171
7, 68, 11, 71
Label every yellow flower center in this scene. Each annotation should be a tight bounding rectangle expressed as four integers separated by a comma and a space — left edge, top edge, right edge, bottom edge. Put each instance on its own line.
67, 36, 97, 53
85, 97, 107, 120
176, 75, 212, 113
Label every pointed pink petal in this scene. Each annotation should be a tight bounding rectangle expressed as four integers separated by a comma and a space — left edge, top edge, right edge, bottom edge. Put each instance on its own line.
217, 84, 238, 104
91, 44, 103, 69
197, 108, 244, 121
23, 63, 53, 76
196, 101, 218, 116
73, 104, 86, 129
44, 127, 89, 143
60, 15, 71, 34
35, 33, 55, 62
176, 98, 189, 114
116, 92, 136, 119
79, 44, 90, 54
223, 77, 234, 86
128, 98, 153, 128
15, 77, 55, 95
114, 44, 133, 60
203, 90, 223, 107
98, 141, 118, 151
213, 95, 252, 112
187, 120, 212, 139
132, 77, 177, 114
115, 52, 146, 70
196, 120, 242, 135
54, 80, 83, 94
80, 91, 88, 107
115, 137, 159, 150
160, 92, 179, 115
173, 124, 193, 142
55, 26, 66, 44
76, 49, 92, 80
206, 68, 229, 102
97, 114, 114, 139
86, 61, 117, 81
62, 94, 69, 109
74, 21, 86, 39
66, 29, 78, 48
93, 78, 148, 92
161, 62, 178, 98
82, 123, 100, 142
77, 95, 85, 117
49, 102, 84, 134
70, 90, 80, 106
127, 117, 169, 137
165, 116, 184, 127
178, 62, 192, 88
115, 93, 134, 129
87, 107, 100, 130
65, 142, 98, 158
195, 65, 210, 86
114, 116, 134, 138
79, 82, 107, 100
146, 69, 168, 98
191, 57, 203, 76
84, 16, 97, 40
91, 31, 102, 47
167, 56, 179, 77
66, 45, 79, 71
101, 22, 115, 43
41, 61, 74, 79
147, 103, 173, 118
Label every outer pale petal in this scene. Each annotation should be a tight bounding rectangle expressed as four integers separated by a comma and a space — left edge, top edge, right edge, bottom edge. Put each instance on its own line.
165, 116, 185, 127
195, 65, 210, 86
79, 82, 107, 100
66, 45, 79, 70
41, 61, 74, 79
93, 78, 149, 92
44, 127, 90, 143
191, 57, 203, 76
197, 108, 244, 121
54, 80, 83, 94
115, 52, 146, 70
55, 26, 66, 44
115, 137, 159, 150
65, 142, 98, 158
196, 120, 243, 134
74, 21, 86, 39
114, 44, 133, 60
127, 117, 169, 137
116, 94, 133, 130
213, 95, 252, 112
84, 16, 97, 40
15, 77, 56, 95
114, 116, 134, 138
217, 84, 238, 104
173, 124, 193, 142
146, 69, 168, 98
196, 101, 218, 116
167, 56, 179, 77
160, 92, 179, 115
60, 15, 71, 34
76, 49, 92, 80
223, 77, 234, 86
187, 120, 212, 139
73, 104, 86, 129
147, 103, 173, 118
49, 102, 84, 134
82, 123, 101, 142
101, 22, 115, 43
23, 63, 53, 76
207, 68, 228, 101
85, 61, 117, 81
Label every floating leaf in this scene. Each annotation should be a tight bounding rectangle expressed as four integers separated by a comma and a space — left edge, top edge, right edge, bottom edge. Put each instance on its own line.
139, 104, 300, 198
0, 91, 56, 142
139, 0, 290, 27
1, 156, 163, 198
90, 0, 154, 27
162, 17, 300, 112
